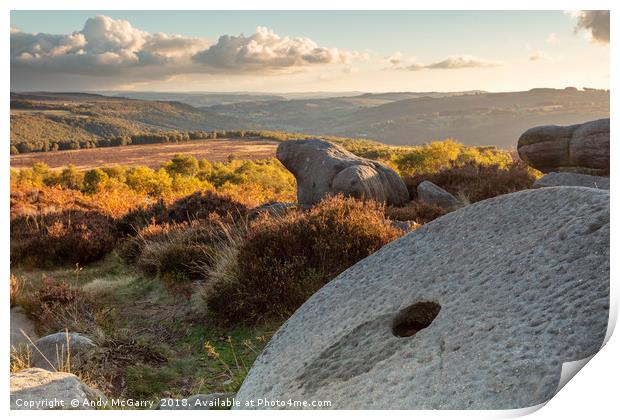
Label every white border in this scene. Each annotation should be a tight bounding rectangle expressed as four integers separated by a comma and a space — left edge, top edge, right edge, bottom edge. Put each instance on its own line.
3, 1, 617, 419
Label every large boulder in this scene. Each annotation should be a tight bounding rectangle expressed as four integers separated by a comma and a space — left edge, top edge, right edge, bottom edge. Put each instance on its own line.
277, 139, 409, 207
11, 368, 106, 409
416, 181, 460, 208
30, 332, 96, 371
235, 187, 609, 409
533, 172, 609, 190
517, 118, 609, 174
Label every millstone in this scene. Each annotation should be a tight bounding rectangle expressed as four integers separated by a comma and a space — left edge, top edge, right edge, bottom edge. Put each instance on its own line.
235, 187, 609, 409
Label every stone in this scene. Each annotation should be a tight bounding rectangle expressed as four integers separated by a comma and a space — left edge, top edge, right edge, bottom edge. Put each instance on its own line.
517, 118, 609, 174
235, 187, 609, 409
416, 181, 460, 208
30, 332, 96, 371
533, 172, 609, 190
11, 368, 106, 410
156, 393, 233, 410
277, 139, 409, 207
10, 306, 37, 350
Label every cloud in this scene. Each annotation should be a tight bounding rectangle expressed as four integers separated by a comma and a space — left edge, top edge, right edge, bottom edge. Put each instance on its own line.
386, 52, 404, 67
11, 15, 362, 89
529, 50, 551, 61
388, 54, 500, 71
570, 10, 610, 44
546, 33, 558, 44
192, 26, 361, 73
11, 15, 204, 77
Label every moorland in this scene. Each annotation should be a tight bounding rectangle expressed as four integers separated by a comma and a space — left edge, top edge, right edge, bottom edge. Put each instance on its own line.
9, 88, 602, 406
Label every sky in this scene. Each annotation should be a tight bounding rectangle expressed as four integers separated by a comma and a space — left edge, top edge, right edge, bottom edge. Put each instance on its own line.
10, 10, 610, 93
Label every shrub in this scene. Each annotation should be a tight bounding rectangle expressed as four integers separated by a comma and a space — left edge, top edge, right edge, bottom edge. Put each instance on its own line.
165, 190, 249, 224
116, 191, 248, 236
404, 161, 536, 203
204, 196, 402, 324
134, 220, 233, 281
19, 277, 95, 334
116, 200, 167, 236
11, 210, 118, 267
393, 140, 511, 175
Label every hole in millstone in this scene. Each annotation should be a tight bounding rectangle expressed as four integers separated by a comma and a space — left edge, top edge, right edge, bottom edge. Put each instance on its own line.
391, 301, 441, 338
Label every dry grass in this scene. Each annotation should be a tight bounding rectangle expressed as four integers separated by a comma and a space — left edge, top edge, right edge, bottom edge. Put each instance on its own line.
10, 138, 278, 171
385, 201, 453, 224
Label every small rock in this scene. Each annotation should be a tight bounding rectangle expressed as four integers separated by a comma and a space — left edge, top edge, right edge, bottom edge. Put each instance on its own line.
30, 332, 96, 371
533, 172, 609, 190
416, 181, 460, 208
11, 368, 106, 410
156, 393, 233, 410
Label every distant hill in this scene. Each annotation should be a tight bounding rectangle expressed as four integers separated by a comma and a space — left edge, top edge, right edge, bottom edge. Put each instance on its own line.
104, 91, 288, 107
204, 88, 609, 148
100, 91, 368, 107
10, 92, 257, 153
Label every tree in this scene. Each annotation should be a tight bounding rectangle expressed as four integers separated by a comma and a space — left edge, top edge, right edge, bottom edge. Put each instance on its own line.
166, 154, 199, 177
60, 165, 84, 190
83, 168, 109, 194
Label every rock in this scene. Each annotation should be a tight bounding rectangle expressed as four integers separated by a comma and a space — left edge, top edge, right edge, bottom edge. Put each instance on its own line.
235, 187, 609, 409
30, 332, 96, 371
156, 393, 233, 410
249, 202, 297, 219
277, 139, 409, 207
10, 306, 37, 350
416, 181, 460, 208
533, 172, 609, 190
517, 118, 609, 174
11, 368, 106, 409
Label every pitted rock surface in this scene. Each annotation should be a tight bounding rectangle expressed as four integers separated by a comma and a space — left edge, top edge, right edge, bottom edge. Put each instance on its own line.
235, 187, 609, 409
517, 118, 609, 174
277, 139, 409, 207
533, 172, 609, 190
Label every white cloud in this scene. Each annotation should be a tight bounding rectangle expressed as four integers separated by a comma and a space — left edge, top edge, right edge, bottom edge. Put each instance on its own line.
192, 26, 362, 73
388, 54, 500, 71
569, 10, 610, 45
11, 16, 362, 89
546, 33, 558, 44
11, 15, 203, 77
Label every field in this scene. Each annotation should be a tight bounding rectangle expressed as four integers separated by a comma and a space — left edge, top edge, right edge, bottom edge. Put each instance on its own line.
10, 138, 278, 170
